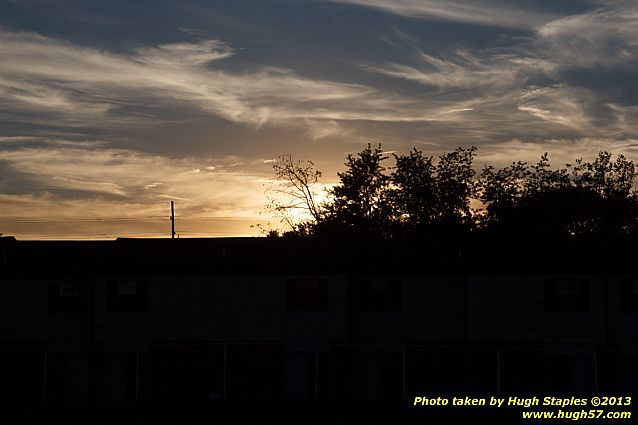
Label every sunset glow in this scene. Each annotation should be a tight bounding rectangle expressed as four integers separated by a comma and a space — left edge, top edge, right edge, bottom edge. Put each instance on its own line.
1, 1, 637, 238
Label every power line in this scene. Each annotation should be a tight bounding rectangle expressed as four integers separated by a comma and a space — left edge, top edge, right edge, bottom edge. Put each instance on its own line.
10, 233, 256, 239
0, 218, 166, 223
0, 217, 262, 223
177, 231, 253, 235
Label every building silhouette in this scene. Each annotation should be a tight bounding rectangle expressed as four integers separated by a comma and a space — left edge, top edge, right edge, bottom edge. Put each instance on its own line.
0, 235, 637, 409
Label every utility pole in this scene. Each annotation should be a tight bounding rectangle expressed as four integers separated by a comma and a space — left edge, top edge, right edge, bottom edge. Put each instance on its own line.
170, 200, 175, 239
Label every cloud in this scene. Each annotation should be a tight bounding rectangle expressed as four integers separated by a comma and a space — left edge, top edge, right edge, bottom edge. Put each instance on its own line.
0, 142, 271, 219
2, 3, 638, 240
303, 119, 354, 140
517, 85, 593, 132
516, 85, 638, 140
327, 0, 556, 29
0, 28, 443, 134
0, 190, 269, 239
476, 137, 638, 169
366, 49, 557, 91
0, 77, 115, 121
135, 39, 236, 66
358, 1, 638, 146
362, 1, 638, 94
536, 3, 638, 67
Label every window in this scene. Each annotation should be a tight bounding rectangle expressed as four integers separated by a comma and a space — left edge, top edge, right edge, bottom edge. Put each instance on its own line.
545, 351, 595, 393
621, 279, 638, 313
406, 347, 497, 395
0, 349, 45, 402
499, 349, 544, 394
596, 350, 622, 392
359, 279, 401, 312
544, 278, 590, 312
286, 279, 328, 311
48, 281, 89, 314
45, 350, 104, 401
107, 280, 147, 312
358, 350, 403, 400
149, 345, 224, 401
228, 344, 284, 400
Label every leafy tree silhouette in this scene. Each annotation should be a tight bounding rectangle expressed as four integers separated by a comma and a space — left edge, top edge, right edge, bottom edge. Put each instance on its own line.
390, 146, 478, 238
322, 144, 393, 238
478, 151, 638, 237
391, 148, 438, 232
433, 146, 478, 231
264, 145, 638, 239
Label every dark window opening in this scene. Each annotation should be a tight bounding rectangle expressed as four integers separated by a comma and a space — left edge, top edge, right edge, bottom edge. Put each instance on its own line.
148, 345, 224, 401
620, 353, 638, 393
104, 352, 142, 401
228, 344, 284, 400
0, 349, 44, 402
406, 347, 497, 396
499, 349, 544, 394
359, 279, 401, 312
286, 279, 328, 311
331, 346, 357, 400
284, 351, 315, 400
544, 279, 590, 312
358, 350, 403, 400
48, 281, 89, 314
45, 350, 103, 401
107, 280, 147, 312
596, 350, 622, 393
545, 352, 595, 394
620, 279, 638, 313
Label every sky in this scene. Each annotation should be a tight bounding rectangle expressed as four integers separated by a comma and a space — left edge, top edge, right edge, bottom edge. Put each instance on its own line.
1, 0, 638, 239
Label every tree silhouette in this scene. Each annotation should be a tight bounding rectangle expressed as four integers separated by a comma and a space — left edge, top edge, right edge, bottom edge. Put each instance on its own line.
265, 145, 638, 239
434, 146, 478, 230
390, 146, 478, 237
479, 160, 529, 228
264, 154, 325, 236
478, 151, 638, 236
323, 144, 393, 238
391, 148, 437, 231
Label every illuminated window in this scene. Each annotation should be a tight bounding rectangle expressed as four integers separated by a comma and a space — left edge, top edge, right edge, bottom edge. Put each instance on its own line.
359, 279, 401, 311
107, 280, 147, 312
544, 278, 590, 312
286, 279, 328, 311
48, 281, 89, 314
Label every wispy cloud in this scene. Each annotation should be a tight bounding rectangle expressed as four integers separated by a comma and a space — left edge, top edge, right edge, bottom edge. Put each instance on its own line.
477, 137, 638, 169
0, 142, 267, 208
366, 49, 556, 91
363, 1, 638, 93
135, 39, 236, 66
516, 84, 638, 141
536, 3, 638, 67
0, 29, 444, 133
359, 0, 638, 145
517, 85, 593, 132
328, 0, 556, 29
2, 1, 638, 240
